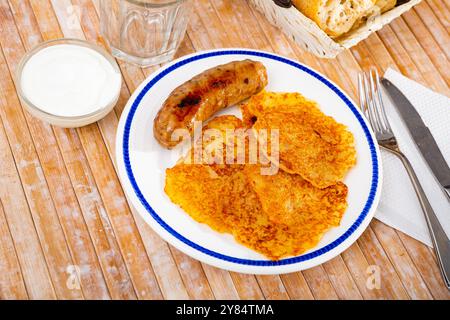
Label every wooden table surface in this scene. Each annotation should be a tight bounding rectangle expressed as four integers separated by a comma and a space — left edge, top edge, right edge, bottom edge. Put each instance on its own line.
0, 0, 449, 300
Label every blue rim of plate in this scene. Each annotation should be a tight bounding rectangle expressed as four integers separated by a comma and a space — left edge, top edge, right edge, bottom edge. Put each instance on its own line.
122, 50, 379, 266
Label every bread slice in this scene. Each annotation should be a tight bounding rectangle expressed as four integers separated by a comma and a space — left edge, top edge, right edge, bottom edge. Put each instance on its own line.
375, 0, 397, 12
353, 0, 397, 31
292, 0, 396, 38
363, 0, 397, 18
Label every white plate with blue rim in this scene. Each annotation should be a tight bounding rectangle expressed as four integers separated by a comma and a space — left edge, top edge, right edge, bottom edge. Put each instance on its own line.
116, 49, 382, 274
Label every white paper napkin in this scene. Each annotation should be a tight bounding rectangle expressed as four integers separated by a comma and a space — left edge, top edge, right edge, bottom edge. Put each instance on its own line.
374, 68, 450, 247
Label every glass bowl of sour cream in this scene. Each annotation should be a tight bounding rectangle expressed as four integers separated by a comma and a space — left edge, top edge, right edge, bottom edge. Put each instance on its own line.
16, 38, 122, 128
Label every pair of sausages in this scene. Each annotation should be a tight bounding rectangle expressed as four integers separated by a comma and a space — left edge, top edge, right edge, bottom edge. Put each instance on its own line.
154, 60, 268, 149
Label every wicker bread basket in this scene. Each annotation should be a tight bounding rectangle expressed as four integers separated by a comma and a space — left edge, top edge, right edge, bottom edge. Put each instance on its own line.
250, 0, 422, 58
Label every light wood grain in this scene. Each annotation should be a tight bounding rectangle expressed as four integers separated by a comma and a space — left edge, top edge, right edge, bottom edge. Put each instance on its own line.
0, 198, 28, 299
0, 0, 448, 300
0, 89, 55, 300
0, 1, 83, 299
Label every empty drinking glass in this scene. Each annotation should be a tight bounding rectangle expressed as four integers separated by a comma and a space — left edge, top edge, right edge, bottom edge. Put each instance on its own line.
99, 0, 191, 67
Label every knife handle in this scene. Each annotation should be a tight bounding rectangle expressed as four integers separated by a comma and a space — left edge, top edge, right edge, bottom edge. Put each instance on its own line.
396, 151, 450, 290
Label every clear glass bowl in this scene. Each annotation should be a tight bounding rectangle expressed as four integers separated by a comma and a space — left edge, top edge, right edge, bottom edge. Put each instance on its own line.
16, 38, 122, 128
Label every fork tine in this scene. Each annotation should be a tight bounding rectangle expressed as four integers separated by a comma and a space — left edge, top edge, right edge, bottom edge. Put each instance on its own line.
369, 68, 386, 132
362, 72, 380, 132
358, 73, 365, 113
358, 72, 370, 121
372, 68, 393, 133
358, 72, 373, 129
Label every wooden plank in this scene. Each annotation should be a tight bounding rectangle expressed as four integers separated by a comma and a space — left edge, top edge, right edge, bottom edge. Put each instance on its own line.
444, 0, 450, 10
49, 2, 163, 299
212, 0, 349, 300
374, 26, 448, 95
211, 0, 269, 50
371, 221, 432, 299
256, 276, 290, 300
8, 0, 111, 299
389, 17, 449, 90
230, 273, 265, 300
279, 273, 314, 300
77, 124, 163, 300
301, 266, 339, 300
323, 257, 363, 300
169, 0, 270, 299
0, 1, 83, 299
327, 36, 439, 301
9, 0, 137, 300
144, 9, 244, 301
129, 209, 190, 300
202, 265, 240, 300
190, 0, 232, 49
55, 128, 138, 299
170, 247, 215, 300
425, 0, 450, 34
24, 0, 163, 299
340, 243, 386, 299
413, 1, 450, 58
0, 95, 55, 299
146, 33, 237, 299
52, 1, 159, 299
0, 198, 28, 299
357, 228, 410, 299
283, 59, 364, 298
396, 233, 450, 299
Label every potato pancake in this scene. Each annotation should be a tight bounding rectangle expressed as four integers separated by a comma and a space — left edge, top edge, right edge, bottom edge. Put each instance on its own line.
241, 91, 321, 126
245, 164, 347, 236
165, 164, 229, 233
241, 91, 356, 188
166, 162, 323, 260
183, 115, 248, 176
165, 114, 350, 260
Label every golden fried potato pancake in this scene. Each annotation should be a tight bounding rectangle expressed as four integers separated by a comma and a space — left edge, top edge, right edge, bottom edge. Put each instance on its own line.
165, 164, 230, 233
245, 164, 348, 255
166, 163, 332, 260
166, 116, 249, 233
244, 164, 348, 230
166, 162, 348, 260
242, 91, 356, 188
184, 115, 252, 176
241, 91, 321, 127
165, 114, 350, 260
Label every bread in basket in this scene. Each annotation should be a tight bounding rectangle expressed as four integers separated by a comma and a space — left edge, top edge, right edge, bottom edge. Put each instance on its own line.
250, 0, 422, 58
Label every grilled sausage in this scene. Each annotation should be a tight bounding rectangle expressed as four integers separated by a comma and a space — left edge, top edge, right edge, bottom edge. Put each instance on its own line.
154, 60, 268, 148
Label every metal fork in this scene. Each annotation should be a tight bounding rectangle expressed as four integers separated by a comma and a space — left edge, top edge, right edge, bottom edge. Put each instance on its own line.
359, 68, 450, 290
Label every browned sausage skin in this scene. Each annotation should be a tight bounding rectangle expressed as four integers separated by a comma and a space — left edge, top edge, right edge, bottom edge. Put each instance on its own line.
154, 60, 268, 149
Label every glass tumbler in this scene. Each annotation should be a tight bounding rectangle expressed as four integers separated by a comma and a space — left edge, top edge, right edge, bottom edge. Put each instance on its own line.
99, 0, 191, 67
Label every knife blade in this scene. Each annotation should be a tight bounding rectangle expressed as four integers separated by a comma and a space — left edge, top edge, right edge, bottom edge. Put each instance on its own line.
381, 78, 450, 200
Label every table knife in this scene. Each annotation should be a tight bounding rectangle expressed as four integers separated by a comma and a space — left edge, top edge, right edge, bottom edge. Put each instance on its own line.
381, 78, 450, 201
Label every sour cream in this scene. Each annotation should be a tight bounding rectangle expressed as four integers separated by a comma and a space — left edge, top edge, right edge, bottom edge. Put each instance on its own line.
20, 43, 121, 118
